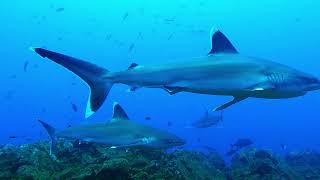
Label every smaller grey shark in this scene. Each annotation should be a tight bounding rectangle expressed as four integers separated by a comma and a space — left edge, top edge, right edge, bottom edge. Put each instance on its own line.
39, 103, 185, 155
191, 110, 223, 128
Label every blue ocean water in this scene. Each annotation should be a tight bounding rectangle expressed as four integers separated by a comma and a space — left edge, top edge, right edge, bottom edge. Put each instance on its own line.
1, 0, 320, 158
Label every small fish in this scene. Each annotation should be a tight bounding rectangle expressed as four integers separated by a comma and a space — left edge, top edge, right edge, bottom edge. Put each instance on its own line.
128, 43, 135, 52
56, 7, 65, 12
167, 34, 174, 40
167, 121, 172, 127
71, 103, 78, 112
4, 90, 15, 100
164, 18, 175, 24
122, 12, 129, 21
8, 136, 17, 139
23, 61, 29, 72
8, 74, 17, 79
281, 144, 287, 150
197, 137, 201, 142
106, 34, 112, 40
68, 124, 72, 128
145, 116, 151, 120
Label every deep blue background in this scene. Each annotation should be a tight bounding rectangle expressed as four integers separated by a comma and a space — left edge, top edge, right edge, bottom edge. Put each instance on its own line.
1, 0, 320, 156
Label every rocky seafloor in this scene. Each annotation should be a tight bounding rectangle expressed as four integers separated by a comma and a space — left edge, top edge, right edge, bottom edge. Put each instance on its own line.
0, 140, 320, 180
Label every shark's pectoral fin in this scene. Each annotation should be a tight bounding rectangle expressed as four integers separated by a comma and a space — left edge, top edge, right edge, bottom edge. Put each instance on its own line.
214, 96, 247, 111
163, 86, 182, 95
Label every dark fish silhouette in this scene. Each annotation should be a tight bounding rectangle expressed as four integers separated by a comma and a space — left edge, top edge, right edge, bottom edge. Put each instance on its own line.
23, 61, 29, 72
145, 116, 151, 120
56, 7, 65, 12
71, 103, 78, 112
106, 34, 112, 40
8, 136, 17, 139
167, 121, 172, 127
122, 12, 129, 21
128, 43, 135, 52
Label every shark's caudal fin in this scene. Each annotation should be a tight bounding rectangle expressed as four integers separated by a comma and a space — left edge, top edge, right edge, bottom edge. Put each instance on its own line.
208, 30, 238, 55
38, 120, 56, 155
111, 102, 129, 122
31, 48, 113, 118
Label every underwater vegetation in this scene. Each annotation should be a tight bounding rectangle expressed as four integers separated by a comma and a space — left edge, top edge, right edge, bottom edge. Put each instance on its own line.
0, 140, 320, 180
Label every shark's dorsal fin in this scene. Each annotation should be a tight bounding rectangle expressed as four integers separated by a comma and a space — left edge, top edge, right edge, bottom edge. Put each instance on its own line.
208, 30, 238, 55
111, 102, 129, 122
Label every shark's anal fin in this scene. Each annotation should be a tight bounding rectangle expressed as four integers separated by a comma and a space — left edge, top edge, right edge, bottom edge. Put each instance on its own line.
214, 96, 247, 111
163, 86, 181, 95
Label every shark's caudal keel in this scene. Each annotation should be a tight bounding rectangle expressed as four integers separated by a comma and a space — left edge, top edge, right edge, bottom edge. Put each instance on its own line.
32, 30, 320, 117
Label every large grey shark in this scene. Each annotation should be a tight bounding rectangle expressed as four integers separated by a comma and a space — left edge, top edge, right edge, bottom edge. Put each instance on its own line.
32, 30, 320, 118
39, 103, 185, 155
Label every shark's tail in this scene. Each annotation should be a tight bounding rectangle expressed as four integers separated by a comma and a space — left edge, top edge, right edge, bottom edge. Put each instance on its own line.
31, 48, 113, 118
38, 120, 56, 155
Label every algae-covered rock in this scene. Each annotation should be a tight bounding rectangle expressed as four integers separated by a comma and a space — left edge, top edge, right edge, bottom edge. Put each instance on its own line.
2, 140, 320, 179
230, 148, 301, 180
285, 150, 320, 180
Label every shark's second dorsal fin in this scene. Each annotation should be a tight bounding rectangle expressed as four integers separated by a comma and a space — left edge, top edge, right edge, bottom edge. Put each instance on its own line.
111, 102, 129, 122
208, 30, 238, 55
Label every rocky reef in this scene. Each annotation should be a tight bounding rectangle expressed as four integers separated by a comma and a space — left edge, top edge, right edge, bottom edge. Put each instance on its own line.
0, 140, 320, 180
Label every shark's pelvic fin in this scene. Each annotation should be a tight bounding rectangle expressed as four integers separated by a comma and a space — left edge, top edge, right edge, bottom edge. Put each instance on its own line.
111, 102, 130, 122
38, 120, 56, 155
32, 48, 113, 118
208, 30, 238, 55
214, 96, 247, 111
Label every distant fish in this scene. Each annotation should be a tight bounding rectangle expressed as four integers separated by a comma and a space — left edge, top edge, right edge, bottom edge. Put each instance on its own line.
197, 137, 201, 142
167, 121, 172, 127
8, 74, 17, 79
122, 12, 129, 21
128, 43, 135, 52
106, 34, 112, 40
68, 124, 72, 128
191, 110, 223, 128
137, 32, 143, 40
71, 103, 78, 112
280, 144, 287, 150
227, 138, 253, 156
167, 34, 174, 40
23, 61, 29, 72
145, 116, 151, 120
164, 18, 175, 24
56, 7, 65, 12
8, 136, 17, 139
4, 90, 15, 100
